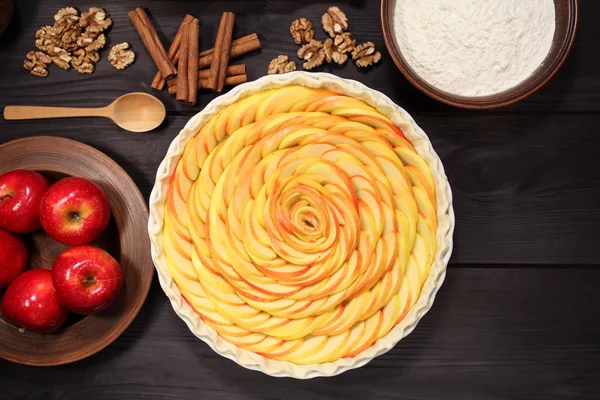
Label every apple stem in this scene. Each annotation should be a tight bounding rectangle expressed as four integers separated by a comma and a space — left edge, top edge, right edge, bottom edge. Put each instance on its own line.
0, 193, 13, 203
83, 276, 96, 287
72, 212, 80, 222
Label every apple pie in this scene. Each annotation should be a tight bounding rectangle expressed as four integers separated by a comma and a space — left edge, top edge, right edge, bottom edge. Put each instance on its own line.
160, 84, 440, 366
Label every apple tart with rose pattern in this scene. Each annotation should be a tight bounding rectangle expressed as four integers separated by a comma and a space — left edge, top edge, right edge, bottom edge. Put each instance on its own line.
163, 86, 437, 364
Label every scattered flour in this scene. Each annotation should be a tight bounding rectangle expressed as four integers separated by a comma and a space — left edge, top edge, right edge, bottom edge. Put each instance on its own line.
394, 0, 556, 97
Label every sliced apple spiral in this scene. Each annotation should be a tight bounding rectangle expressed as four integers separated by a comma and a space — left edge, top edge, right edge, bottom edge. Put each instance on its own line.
164, 86, 437, 364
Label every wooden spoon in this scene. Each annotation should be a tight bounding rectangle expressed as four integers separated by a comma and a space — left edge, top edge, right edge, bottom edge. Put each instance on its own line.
3, 92, 166, 132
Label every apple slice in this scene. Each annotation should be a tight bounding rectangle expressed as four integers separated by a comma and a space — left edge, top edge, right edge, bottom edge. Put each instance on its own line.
277, 335, 329, 364
344, 309, 383, 358
300, 330, 351, 364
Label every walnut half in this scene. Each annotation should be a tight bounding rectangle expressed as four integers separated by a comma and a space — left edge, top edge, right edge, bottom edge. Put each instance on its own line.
24, 51, 51, 77
268, 55, 296, 74
324, 32, 356, 65
108, 42, 135, 70
352, 42, 382, 67
71, 48, 96, 74
297, 39, 325, 70
322, 6, 348, 38
290, 18, 314, 45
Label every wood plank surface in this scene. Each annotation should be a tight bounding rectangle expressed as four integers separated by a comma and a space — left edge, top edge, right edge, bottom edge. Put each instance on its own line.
0, 268, 599, 399
3, 113, 600, 264
0, 0, 599, 114
0, 0, 599, 398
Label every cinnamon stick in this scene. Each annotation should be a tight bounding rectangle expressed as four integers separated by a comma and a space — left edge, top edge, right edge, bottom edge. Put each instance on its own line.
207, 12, 235, 91
167, 65, 246, 88
216, 13, 235, 92
164, 34, 260, 72
168, 74, 248, 94
198, 33, 259, 65
129, 8, 177, 80
187, 18, 200, 105
202, 74, 247, 88
151, 14, 194, 90
176, 22, 190, 102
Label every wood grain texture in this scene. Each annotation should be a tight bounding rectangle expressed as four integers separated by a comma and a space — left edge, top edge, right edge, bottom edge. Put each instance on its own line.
0, 0, 599, 113
0, 268, 598, 399
0, 0, 599, 396
0, 137, 153, 366
3, 114, 600, 264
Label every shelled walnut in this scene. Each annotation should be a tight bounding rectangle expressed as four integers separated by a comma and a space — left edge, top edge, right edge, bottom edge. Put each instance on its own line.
108, 42, 135, 70
80, 7, 112, 32
51, 53, 72, 70
24, 6, 112, 77
54, 7, 79, 24
23, 51, 52, 77
84, 33, 106, 52
323, 32, 355, 65
352, 42, 381, 67
268, 55, 297, 74
321, 6, 348, 38
298, 39, 325, 70
290, 18, 314, 45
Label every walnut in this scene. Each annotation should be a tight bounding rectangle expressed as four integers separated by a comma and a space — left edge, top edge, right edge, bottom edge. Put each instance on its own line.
267, 55, 296, 74
80, 7, 105, 27
71, 48, 97, 73
45, 45, 67, 57
85, 33, 106, 52
81, 7, 112, 34
73, 62, 95, 74
108, 42, 135, 70
324, 33, 356, 65
87, 51, 100, 63
51, 53, 72, 70
322, 6, 348, 38
85, 19, 112, 35
76, 32, 95, 48
35, 26, 58, 51
352, 42, 382, 67
60, 26, 82, 47
71, 48, 93, 64
24, 51, 51, 77
26, 6, 110, 77
334, 33, 355, 54
35, 37, 53, 52
30, 66, 50, 77
290, 18, 314, 45
324, 38, 347, 65
36, 25, 53, 41
297, 39, 325, 70
54, 7, 79, 24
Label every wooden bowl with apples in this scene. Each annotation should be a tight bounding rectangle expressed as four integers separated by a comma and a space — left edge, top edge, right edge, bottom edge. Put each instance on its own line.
0, 136, 152, 366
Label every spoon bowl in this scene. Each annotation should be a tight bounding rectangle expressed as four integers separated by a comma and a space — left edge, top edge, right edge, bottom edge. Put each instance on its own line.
3, 92, 166, 133
110, 92, 166, 132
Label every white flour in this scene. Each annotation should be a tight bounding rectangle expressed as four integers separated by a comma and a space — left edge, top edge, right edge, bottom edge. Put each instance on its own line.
393, 0, 556, 97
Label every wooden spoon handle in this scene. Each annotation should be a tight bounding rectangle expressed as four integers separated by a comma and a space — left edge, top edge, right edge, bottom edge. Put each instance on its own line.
3, 106, 110, 120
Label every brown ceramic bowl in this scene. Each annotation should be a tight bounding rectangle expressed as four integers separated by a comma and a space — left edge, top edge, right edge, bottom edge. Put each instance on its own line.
381, 0, 579, 109
0, 136, 153, 366
0, 0, 14, 37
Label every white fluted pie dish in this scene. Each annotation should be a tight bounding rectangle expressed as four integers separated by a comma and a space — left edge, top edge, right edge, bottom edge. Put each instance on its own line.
148, 72, 454, 378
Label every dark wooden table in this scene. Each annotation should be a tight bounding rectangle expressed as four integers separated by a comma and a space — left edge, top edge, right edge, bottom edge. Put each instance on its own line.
1, 1, 599, 398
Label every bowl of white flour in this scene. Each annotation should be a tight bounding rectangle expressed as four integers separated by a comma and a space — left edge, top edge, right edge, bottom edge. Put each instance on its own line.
381, 0, 578, 109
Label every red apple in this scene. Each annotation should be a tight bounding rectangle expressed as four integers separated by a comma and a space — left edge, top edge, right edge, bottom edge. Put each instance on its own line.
52, 246, 123, 314
40, 177, 111, 246
0, 170, 50, 233
1, 269, 69, 333
0, 227, 28, 288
